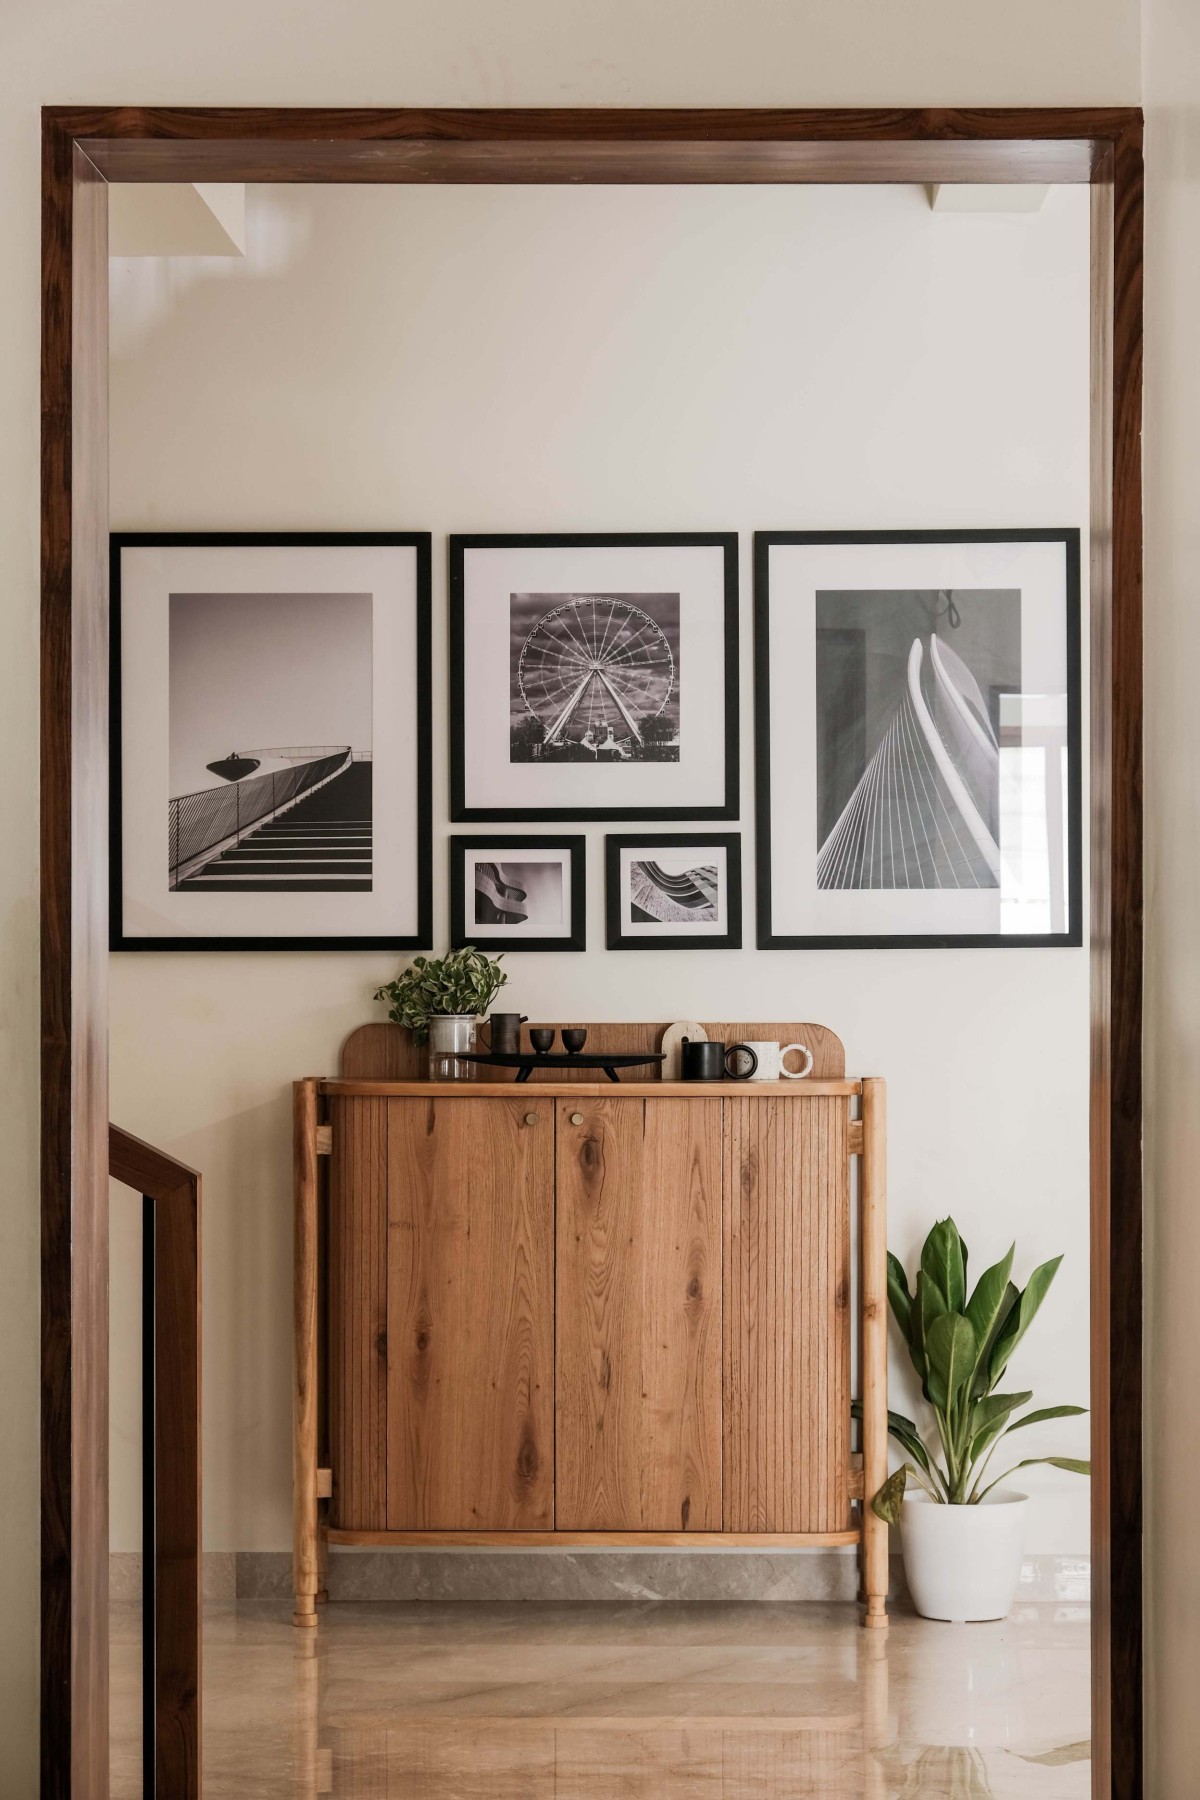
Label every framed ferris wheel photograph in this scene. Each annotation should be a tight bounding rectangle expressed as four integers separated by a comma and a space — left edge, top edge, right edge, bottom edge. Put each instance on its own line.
449, 533, 740, 821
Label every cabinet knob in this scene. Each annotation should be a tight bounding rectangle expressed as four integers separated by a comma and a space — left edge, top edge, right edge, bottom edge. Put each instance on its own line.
524, 1112, 539, 1126
570, 1112, 584, 1126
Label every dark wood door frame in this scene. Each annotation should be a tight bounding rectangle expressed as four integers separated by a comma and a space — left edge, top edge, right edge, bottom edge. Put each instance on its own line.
41, 106, 1142, 1799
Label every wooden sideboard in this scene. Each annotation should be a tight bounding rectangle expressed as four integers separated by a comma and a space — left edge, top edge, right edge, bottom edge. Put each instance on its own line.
293, 1021, 889, 1628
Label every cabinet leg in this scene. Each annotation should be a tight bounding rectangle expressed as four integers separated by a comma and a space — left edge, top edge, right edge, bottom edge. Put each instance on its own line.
294, 1078, 321, 1630
860, 1077, 889, 1630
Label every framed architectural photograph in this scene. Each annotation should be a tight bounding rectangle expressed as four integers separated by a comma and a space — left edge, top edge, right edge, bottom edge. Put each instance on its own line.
110, 531, 432, 951
605, 832, 742, 951
449, 533, 739, 820
755, 529, 1082, 949
449, 835, 586, 952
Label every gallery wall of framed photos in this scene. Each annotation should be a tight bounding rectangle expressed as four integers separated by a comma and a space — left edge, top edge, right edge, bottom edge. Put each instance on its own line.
107, 181, 1095, 1559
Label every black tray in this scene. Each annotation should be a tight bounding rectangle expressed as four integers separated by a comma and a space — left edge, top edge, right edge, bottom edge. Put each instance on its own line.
451, 1051, 666, 1085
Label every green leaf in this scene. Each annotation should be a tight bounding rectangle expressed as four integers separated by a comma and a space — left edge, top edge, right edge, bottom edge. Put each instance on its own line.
922, 1218, 967, 1315
854, 1401, 935, 1477
975, 1455, 1090, 1502
871, 1466, 908, 1525
967, 1391, 1032, 1463
988, 1256, 1063, 1386
969, 1390, 1033, 1437
886, 1252, 914, 1342
925, 1312, 977, 1413
909, 1272, 938, 1396
964, 1245, 1015, 1391
1005, 1404, 1087, 1432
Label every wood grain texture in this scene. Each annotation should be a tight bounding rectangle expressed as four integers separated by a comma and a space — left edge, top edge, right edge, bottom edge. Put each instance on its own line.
1091, 120, 1145, 1800
328, 1527, 860, 1548
340, 1020, 846, 1082
556, 1098, 723, 1532
859, 1080, 888, 1626
110, 1128, 203, 1793
36, 105, 1144, 189
386, 1098, 554, 1530
293, 1081, 320, 1624
326, 1080, 861, 1099
328, 1098, 389, 1531
724, 1096, 852, 1534
41, 118, 110, 1800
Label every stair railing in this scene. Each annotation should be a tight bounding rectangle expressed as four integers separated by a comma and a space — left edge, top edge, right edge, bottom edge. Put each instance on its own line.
109, 1125, 202, 1800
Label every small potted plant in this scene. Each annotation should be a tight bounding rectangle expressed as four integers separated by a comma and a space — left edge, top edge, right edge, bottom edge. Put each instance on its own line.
854, 1217, 1089, 1622
374, 948, 508, 1079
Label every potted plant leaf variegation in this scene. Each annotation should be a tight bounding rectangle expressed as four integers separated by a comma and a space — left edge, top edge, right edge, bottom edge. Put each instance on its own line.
852, 1217, 1089, 1622
375, 948, 508, 1079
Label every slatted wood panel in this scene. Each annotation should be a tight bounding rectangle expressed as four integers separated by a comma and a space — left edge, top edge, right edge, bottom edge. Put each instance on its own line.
341, 1019, 845, 1081
386, 1098, 554, 1530
328, 1097, 389, 1530
724, 1095, 851, 1533
556, 1098, 723, 1532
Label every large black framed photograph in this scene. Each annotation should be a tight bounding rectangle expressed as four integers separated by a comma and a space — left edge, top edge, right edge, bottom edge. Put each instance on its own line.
110, 532, 432, 951
450, 835, 586, 952
755, 529, 1082, 949
605, 832, 742, 951
449, 533, 739, 821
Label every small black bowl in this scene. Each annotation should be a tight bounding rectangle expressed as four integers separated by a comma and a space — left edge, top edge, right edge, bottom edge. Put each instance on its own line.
529, 1027, 556, 1054
562, 1028, 588, 1054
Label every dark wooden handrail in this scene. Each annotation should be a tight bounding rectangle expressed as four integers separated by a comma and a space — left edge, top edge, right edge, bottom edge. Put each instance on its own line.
110, 1125, 202, 1800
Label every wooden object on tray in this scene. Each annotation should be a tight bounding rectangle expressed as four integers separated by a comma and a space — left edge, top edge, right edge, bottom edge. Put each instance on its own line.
295, 1019, 885, 1629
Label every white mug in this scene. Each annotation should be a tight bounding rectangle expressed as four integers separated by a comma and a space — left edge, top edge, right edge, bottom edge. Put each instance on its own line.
742, 1039, 813, 1081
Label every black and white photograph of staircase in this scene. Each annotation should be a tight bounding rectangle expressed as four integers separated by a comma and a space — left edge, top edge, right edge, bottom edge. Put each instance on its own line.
169, 589, 373, 894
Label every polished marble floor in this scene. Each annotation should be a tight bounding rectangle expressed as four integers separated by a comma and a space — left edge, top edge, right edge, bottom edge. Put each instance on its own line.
112, 1599, 1090, 1798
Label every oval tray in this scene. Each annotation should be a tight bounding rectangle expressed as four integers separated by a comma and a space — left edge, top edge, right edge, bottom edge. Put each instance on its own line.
452, 1051, 666, 1085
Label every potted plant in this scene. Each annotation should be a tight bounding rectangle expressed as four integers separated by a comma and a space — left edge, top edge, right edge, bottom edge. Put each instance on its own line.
375, 948, 508, 1079
854, 1217, 1089, 1622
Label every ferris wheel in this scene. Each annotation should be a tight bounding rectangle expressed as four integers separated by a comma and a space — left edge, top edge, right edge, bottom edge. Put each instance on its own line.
516, 596, 675, 749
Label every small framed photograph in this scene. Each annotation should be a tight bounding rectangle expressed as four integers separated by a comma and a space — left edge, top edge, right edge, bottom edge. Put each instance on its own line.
450, 836, 586, 951
111, 531, 432, 951
605, 832, 742, 951
449, 533, 739, 821
755, 529, 1082, 949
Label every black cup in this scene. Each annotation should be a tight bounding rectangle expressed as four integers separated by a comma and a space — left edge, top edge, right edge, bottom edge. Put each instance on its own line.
562, 1028, 588, 1054
681, 1038, 758, 1081
529, 1027, 556, 1054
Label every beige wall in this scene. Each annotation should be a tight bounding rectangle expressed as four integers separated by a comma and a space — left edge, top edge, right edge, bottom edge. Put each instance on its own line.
0, 0, 1140, 1791
1143, 0, 1198, 1790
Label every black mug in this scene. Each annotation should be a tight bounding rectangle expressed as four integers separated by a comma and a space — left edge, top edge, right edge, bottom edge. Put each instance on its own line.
484, 1012, 527, 1055
681, 1038, 758, 1081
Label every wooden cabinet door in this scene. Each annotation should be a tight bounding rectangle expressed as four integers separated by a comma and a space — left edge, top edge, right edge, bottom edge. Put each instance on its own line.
555, 1097, 723, 1532
386, 1097, 554, 1530
724, 1094, 852, 1533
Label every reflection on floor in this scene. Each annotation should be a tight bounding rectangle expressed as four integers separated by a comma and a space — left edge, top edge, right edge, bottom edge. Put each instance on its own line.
111, 1599, 1090, 1798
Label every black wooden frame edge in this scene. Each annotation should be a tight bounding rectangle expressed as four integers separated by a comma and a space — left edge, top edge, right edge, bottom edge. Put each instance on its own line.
448, 532, 741, 822
605, 830, 743, 950
449, 833, 588, 951
753, 526, 1084, 951
107, 530, 435, 952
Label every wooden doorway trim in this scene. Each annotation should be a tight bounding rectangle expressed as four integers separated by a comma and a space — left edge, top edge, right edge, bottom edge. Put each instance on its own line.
41, 105, 1143, 1799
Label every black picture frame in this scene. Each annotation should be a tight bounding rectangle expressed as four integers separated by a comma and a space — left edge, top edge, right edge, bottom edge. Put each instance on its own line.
605, 831, 743, 951
449, 834, 587, 952
449, 532, 740, 821
754, 527, 1083, 950
109, 530, 433, 952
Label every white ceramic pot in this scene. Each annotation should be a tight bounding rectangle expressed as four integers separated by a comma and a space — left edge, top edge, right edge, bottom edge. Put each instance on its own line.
901, 1492, 1028, 1623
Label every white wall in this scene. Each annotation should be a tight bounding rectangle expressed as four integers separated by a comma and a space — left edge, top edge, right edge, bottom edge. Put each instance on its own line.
107, 180, 1093, 1557
0, 1, 1142, 1788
